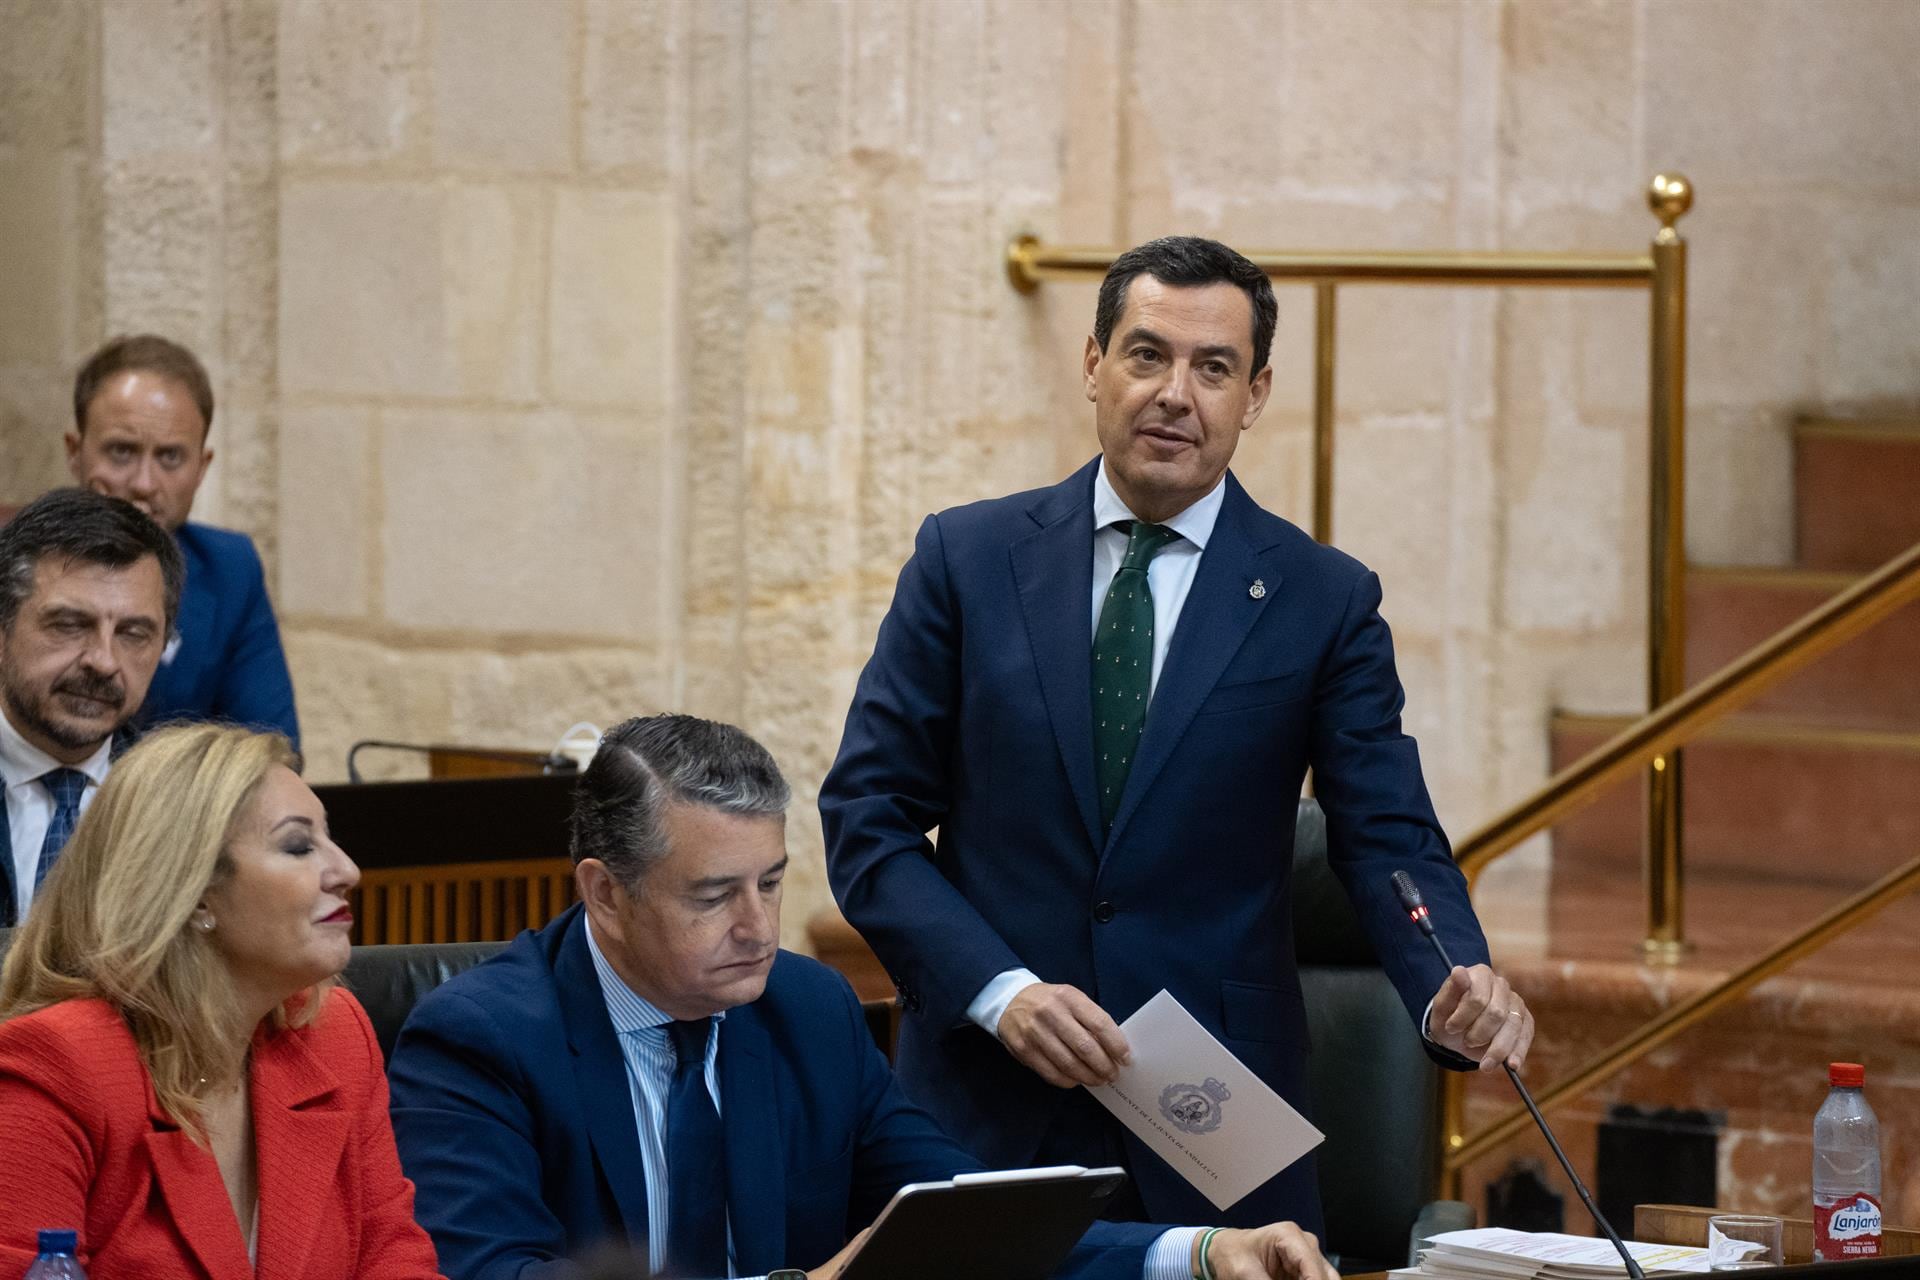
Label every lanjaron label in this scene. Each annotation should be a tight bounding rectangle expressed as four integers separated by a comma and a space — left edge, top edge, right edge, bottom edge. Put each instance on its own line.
1815, 1193, 1883, 1260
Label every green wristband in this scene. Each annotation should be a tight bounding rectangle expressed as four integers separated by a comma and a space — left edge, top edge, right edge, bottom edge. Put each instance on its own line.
1195, 1226, 1224, 1280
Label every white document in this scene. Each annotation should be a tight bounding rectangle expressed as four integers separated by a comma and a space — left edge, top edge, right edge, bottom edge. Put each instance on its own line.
1086, 989, 1323, 1210
1419, 1228, 1721, 1277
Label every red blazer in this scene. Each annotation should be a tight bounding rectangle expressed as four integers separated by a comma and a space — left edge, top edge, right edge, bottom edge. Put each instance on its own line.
0, 989, 444, 1279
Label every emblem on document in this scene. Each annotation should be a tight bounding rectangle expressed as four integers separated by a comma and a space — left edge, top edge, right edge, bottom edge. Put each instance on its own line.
1159, 1077, 1231, 1135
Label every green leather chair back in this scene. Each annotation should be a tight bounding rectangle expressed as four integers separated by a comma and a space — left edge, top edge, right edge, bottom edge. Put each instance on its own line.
1291, 798, 1445, 1271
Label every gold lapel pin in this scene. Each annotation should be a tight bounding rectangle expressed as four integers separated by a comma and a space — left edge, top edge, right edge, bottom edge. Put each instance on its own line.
1249, 579, 1266, 600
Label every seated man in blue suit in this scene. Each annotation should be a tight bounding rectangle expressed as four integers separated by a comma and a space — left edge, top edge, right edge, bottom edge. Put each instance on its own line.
389, 713, 1338, 1280
64, 334, 299, 748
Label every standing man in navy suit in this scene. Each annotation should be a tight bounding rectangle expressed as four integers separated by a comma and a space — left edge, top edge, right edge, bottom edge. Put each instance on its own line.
65, 334, 299, 748
390, 714, 1338, 1280
821, 237, 1536, 1232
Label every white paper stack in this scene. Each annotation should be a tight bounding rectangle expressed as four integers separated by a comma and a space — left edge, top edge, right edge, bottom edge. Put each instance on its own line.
1386, 1227, 1731, 1280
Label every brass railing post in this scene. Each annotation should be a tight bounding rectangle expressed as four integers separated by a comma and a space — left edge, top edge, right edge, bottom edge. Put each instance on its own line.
1644, 174, 1693, 962
1312, 284, 1337, 544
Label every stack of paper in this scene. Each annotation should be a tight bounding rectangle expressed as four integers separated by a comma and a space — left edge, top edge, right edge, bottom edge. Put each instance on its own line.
1388, 1227, 1731, 1280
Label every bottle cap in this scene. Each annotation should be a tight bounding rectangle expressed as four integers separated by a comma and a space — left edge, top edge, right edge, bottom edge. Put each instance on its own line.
1829, 1062, 1865, 1087
37, 1230, 78, 1255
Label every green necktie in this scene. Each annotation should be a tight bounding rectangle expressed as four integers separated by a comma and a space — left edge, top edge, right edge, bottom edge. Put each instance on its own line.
1093, 520, 1180, 830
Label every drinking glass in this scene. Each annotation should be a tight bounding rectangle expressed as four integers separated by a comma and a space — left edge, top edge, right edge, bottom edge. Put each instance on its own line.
1708, 1215, 1784, 1271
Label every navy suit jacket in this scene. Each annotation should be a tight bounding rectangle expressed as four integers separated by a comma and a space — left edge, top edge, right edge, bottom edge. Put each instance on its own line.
388, 905, 1161, 1280
138, 522, 299, 749
820, 459, 1491, 1230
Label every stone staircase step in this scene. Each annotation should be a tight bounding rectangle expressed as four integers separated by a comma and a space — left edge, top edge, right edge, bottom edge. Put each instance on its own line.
1549, 712, 1920, 884
1463, 860, 1920, 1227
1543, 859, 1920, 987
1795, 418, 1920, 571
1687, 566, 1920, 731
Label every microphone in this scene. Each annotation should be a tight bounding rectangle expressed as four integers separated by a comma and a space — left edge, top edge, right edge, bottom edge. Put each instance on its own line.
1390, 872, 1645, 1280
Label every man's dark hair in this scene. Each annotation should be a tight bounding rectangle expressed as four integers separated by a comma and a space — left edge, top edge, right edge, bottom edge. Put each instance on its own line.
1092, 236, 1278, 377
0, 489, 185, 633
570, 714, 791, 888
72, 334, 216, 435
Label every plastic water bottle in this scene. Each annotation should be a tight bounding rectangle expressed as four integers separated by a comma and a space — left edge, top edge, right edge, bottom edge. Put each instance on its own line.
24, 1230, 87, 1279
1813, 1061, 1882, 1261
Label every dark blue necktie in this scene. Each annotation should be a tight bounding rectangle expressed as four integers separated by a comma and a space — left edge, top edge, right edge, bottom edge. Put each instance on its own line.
664, 1018, 727, 1278
35, 769, 88, 897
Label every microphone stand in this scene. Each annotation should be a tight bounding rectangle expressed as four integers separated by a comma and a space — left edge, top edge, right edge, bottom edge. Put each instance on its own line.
1390, 872, 1646, 1280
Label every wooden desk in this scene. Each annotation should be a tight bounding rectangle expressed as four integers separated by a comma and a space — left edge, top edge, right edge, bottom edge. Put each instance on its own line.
1634, 1204, 1920, 1265
314, 773, 578, 944
426, 745, 556, 779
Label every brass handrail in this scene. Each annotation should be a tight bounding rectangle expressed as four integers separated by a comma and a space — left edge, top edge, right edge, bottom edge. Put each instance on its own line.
1005, 241, 1655, 289
1447, 847, 1920, 1172
1455, 538, 1920, 880
1007, 174, 1698, 952
1439, 535, 1920, 1188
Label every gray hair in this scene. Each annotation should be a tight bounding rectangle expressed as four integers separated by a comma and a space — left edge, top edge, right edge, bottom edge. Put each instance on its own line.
569, 714, 791, 886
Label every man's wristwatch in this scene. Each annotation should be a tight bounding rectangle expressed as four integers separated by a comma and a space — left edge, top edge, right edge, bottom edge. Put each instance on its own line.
769, 1269, 807, 1280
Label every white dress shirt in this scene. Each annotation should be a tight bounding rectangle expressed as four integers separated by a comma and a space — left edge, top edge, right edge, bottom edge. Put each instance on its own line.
1086, 463, 1226, 699
0, 706, 110, 920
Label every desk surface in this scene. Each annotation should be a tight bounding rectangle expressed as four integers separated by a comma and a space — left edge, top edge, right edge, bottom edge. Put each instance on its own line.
1635, 1203, 1920, 1265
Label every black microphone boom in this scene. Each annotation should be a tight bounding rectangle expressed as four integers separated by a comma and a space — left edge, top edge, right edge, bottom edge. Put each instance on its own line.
1389, 873, 1646, 1280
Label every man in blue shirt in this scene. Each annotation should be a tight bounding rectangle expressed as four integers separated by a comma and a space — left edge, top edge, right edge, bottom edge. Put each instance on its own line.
64, 334, 299, 748
390, 713, 1336, 1280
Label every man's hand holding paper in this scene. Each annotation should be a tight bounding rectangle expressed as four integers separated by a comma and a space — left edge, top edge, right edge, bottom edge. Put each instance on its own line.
1085, 991, 1324, 1211
998, 981, 1133, 1088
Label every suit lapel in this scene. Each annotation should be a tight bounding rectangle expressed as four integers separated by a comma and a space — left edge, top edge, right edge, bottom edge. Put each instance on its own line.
140, 1095, 251, 1280
163, 534, 213, 685
1009, 460, 1103, 854
1105, 475, 1282, 853
554, 914, 653, 1246
252, 1020, 350, 1278
0, 800, 15, 927
717, 1006, 785, 1274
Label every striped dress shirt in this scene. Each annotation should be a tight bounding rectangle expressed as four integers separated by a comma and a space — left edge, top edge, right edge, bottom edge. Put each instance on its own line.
587, 921, 1200, 1280
584, 922, 747, 1278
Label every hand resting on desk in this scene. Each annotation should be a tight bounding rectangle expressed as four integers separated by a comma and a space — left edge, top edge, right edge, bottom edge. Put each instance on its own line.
1200, 1222, 1340, 1280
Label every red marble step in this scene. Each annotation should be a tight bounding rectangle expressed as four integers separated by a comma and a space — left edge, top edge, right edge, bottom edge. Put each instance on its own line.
1549, 713, 1920, 885
1796, 419, 1920, 571
1460, 861, 1920, 1229
1686, 567, 1920, 731
1541, 859, 1920, 987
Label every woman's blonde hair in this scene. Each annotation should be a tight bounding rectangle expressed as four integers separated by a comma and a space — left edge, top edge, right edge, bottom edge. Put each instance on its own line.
0, 722, 331, 1139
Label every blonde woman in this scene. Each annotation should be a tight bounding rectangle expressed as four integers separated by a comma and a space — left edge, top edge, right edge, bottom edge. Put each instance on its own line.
0, 723, 443, 1279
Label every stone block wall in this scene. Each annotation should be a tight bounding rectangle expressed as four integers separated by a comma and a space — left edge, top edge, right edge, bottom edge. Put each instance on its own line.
2, 0, 1917, 950
0, 0, 103, 497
